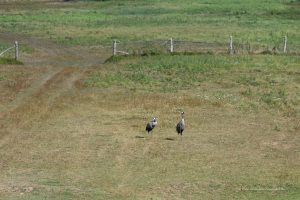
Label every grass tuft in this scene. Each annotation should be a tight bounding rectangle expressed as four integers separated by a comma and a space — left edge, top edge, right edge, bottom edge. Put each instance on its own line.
0, 57, 23, 65
0, 73, 7, 81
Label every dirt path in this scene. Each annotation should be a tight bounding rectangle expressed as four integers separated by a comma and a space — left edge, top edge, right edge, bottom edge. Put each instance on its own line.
0, 32, 109, 66
0, 32, 107, 142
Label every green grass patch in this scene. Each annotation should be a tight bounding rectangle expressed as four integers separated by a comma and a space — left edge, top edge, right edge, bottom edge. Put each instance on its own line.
0, 57, 23, 65
260, 88, 287, 107
0, 0, 299, 48
85, 54, 300, 112
0, 73, 7, 81
87, 54, 300, 90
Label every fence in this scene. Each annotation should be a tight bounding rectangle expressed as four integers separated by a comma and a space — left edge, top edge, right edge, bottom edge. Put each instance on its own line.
112, 36, 299, 56
0, 41, 19, 60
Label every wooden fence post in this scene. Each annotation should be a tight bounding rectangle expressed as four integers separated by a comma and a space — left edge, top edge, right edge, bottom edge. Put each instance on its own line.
229, 35, 233, 54
15, 41, 19, 60
112, 40, 117, 56
283, 35, 287, 53
170, 38, 174, 53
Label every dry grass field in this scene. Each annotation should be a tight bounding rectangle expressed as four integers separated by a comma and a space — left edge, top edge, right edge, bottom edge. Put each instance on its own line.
1, 36, 299, 199
0, 0, 300, 199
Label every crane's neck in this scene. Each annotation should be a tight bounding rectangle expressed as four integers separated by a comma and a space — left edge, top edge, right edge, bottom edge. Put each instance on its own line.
181, 118, 185, 125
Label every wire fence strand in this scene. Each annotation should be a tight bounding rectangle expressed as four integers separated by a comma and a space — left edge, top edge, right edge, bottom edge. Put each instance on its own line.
113, 37, 300, 56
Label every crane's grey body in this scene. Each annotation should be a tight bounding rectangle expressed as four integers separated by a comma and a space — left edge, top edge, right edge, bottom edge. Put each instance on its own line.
176, 112, 185, 136
146, 117, 157, 134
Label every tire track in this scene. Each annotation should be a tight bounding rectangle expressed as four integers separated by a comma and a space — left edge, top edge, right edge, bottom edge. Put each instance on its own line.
0, 32, 95, 145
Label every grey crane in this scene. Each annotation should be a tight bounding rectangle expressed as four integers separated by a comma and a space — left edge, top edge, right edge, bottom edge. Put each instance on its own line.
176, 111, 185, 136
146, 117, 157, 134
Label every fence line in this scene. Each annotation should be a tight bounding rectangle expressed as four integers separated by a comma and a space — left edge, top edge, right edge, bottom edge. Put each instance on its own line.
111, 35, 299, 56
0, 41, 19, 60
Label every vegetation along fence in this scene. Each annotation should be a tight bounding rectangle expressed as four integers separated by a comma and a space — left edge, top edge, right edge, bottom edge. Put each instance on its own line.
0, 41, 19, 60
112, 35, 299, 56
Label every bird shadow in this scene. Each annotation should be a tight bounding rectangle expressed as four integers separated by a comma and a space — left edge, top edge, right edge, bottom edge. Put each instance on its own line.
135, 135, 145, 139
164, 137, 176, 141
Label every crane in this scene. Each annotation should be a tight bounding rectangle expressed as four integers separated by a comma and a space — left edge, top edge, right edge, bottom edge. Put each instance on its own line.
176, 112, 185, 136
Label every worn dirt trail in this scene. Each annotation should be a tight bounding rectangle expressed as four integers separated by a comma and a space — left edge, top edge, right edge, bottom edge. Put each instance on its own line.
0, 32, 109, 143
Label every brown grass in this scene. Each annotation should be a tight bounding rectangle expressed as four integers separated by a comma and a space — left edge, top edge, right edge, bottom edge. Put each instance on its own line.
0, 65, 46, 107
2, 82, 299, 199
